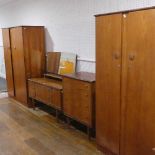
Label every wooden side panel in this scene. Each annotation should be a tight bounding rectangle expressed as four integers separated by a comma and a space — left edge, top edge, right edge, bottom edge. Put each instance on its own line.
2, 29, 14, 97
121, 9, 155, 155
63, 77, 93, 127
10, 27, 27, 104
46, 52, 61, 74
96, 14, 122, 155
23, 26, 45, 78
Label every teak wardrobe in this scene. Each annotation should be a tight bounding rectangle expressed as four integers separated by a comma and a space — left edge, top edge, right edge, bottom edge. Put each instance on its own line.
3, 26, 45, 106
96, 8, 155, 155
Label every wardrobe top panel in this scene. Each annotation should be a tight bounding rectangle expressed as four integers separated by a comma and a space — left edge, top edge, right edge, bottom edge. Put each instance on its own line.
95, 6, 155, 17
2, 26, 44, 29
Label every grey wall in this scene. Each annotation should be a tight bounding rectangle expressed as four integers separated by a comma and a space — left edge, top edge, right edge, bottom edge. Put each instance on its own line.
0, 29, 5, 78
0, 0, 154, 75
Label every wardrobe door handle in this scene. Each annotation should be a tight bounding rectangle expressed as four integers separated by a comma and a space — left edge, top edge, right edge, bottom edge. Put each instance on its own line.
129, 54, 135, 61
113, 53, 120, 59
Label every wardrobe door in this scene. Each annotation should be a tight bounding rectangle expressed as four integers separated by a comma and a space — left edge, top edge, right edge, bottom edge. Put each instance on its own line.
121, 9, 155, 155
10, 27, 27, 104
23, 26, 45, 78
96, 14, 122, 155
2, 29, 14, 97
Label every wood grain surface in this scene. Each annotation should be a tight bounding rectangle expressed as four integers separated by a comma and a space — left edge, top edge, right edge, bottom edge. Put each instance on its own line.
0, 97, 102, 155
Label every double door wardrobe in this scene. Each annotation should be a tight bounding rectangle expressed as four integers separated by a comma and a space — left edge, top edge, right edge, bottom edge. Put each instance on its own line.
3, 26, 45, 106
96, 8, 155, 155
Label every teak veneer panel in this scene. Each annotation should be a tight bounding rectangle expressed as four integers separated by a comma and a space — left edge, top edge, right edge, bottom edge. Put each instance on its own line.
23, 26, 45, 78
35, 84, 52, 106
3, 26, 45, 107
63, 72, 95, 82
121, 9, 155, 155
29, 78, 62, 90
10, 27, 27, 104
63, 72, 95, 127
46, 52, 61, 74
2, 29, 14, 97
96, 14, 122, 155
96, 8, 155, 155
28, 78, 62, 110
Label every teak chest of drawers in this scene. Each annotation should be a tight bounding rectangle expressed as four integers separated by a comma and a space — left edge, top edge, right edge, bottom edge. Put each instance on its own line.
63, 72, 95, 129
28, 72, 95, 138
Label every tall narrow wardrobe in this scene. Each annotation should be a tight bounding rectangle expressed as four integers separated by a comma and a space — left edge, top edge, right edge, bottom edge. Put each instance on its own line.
96, 8, 155, 155
3, 26, 45, 106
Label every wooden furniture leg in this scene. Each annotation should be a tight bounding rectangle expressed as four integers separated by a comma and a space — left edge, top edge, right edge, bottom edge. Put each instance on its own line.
87, 127, 91, 140
32, 99, 36, 110
66, 117, 71, 128
56, 109, 59, 122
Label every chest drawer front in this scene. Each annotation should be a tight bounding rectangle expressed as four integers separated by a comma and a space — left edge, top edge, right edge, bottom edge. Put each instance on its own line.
28, 79, 62, 110
51, 89, 62, 110
63, 77, 91, 91
63, 78, 93, 126
74, 90, 91, 125
35, 84, 51, 105
28, 81, 35, 98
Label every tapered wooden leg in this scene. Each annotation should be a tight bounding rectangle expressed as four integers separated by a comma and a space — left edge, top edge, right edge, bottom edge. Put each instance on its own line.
56, 110, 59, 123
66, 117, 71, 128
87, 127, 91, 140
32, 99, 36, 110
